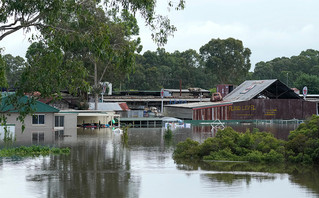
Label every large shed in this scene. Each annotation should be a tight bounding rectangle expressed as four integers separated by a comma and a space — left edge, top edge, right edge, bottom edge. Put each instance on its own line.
164, 79, 317, 120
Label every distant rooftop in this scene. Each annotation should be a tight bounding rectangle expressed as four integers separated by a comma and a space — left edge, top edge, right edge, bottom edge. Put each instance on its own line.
223, 79, 301, 102
165, 79, 302, 110
88, 102, 123, 111
165, 101, 233, 109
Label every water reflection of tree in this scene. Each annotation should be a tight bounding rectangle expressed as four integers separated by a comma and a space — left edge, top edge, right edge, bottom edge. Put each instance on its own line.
203, 173, 275, 186
288, 165, 319, 195
176, 160, 319, 195
26, 129, 141, 198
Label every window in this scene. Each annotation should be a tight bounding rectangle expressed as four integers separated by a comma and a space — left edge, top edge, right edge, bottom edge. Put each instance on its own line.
55, 116, 64, 127
32, 115, 45, 125
32, 132, 44, 143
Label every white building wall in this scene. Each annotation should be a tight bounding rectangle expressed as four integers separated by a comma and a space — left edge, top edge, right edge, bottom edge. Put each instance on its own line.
2, 112, 55, 144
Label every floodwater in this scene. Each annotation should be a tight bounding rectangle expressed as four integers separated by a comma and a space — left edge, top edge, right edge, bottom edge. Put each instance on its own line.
0, 124, 318, 198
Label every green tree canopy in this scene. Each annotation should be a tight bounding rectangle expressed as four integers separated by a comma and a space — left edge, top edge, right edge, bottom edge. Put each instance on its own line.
118, 48, 213, 91
0, 0, 185, 44
22, 41, 88, 97
252, 49, 319, 91
37, 1, 146, 109
0, 53, 7, 88
3, 54, 26, 88
0, 0, 63, 41
294, 73, 319, 94
199, 37, 251, 84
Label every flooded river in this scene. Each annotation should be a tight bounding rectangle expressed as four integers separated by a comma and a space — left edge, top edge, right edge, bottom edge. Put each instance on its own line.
0, 124, 318, 198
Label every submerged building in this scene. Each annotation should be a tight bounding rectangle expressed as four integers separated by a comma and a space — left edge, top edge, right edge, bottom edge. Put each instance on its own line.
164, 79, 317, 120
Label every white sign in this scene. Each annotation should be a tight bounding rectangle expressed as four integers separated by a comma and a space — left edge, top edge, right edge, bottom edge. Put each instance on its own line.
161, 88, 164, 99
303, 86, 308, 97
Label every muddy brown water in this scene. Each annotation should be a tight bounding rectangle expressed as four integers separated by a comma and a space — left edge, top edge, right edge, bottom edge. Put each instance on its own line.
0, 124, 318, 198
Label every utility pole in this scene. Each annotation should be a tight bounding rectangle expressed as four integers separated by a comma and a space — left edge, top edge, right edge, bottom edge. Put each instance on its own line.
179, 79, 182, 96
161, 88, 164, 114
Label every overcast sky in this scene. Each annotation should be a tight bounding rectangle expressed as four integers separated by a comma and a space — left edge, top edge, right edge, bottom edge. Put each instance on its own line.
2, 0, 319, 71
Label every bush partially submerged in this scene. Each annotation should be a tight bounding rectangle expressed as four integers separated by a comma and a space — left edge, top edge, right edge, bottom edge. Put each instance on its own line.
174, 127, 285, 163
164, 126, 173, 140
286, 115, 319, 164
0, 145, 70, 157
174, 116, 319, 165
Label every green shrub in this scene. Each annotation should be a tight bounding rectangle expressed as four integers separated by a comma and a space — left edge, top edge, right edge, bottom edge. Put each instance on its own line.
173, 138, 200, 160
204, 148, 239, 161
164, 126, 173, 140
263, 149, 285, 163
286, 115, 319, 164
198, 137, 219, 157
244, 150, 263, 162
173, 116, 319, 165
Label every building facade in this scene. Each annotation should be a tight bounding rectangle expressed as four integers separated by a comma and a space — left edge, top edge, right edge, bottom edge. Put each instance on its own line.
165, 80, 318, 121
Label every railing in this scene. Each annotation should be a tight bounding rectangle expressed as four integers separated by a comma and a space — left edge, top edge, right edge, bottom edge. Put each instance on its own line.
210, 119, 225, 132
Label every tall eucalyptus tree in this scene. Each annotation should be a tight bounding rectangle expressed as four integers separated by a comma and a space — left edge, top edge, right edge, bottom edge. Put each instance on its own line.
0, 0, 185, 122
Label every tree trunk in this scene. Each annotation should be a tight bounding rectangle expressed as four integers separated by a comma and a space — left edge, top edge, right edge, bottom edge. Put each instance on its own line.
94, 61, 98, 110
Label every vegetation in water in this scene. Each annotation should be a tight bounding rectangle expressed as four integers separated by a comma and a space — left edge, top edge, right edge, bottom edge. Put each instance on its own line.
122, 125, 130, 145
164, 125, 173, 140
173, 115, 319, 165
0, 126, 15, 143
0, 145, 70, 157
286, 115, 319, 164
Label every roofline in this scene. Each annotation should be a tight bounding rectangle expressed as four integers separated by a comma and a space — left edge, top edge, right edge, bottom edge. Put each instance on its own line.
1, 94, 59, 113
223, 79, 301, 101
192, 103, 233, 110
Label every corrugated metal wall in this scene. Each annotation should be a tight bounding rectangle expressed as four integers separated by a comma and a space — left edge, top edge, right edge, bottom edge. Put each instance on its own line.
193, 105, 231, 120
192, 99, 317, 120
164, 106, 193, 120
230, 99, 316, 120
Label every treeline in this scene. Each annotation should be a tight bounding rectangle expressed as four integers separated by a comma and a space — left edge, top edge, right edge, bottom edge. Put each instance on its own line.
119, 49, 211, 90
117, 37, 251, 91
3, 39, 319, 93
251, 49, 319, 93
115, 42, 319, 93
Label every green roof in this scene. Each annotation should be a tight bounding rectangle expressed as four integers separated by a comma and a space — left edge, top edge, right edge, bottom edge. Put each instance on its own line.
1, 94, 59, 113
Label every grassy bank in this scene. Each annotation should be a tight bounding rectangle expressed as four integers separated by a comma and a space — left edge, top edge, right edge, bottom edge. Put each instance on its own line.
173, 115, 319, 165
0, 145, 70, 157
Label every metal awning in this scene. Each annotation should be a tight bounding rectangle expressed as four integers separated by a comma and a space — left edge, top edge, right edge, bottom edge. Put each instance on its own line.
77, 113, 120, 117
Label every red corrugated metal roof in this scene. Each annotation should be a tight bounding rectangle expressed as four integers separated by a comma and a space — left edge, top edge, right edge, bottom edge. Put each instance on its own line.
119, 103, 130, 111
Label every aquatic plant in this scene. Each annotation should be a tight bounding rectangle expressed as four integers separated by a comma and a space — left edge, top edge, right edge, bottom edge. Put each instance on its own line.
0, 145, 70, 157
1, 126, 15, 143
164, 125, 173, 140
121, 125, 130, 145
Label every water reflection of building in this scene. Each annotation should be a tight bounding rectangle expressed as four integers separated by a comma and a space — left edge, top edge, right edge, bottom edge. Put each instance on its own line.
27, 128, 141, 198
